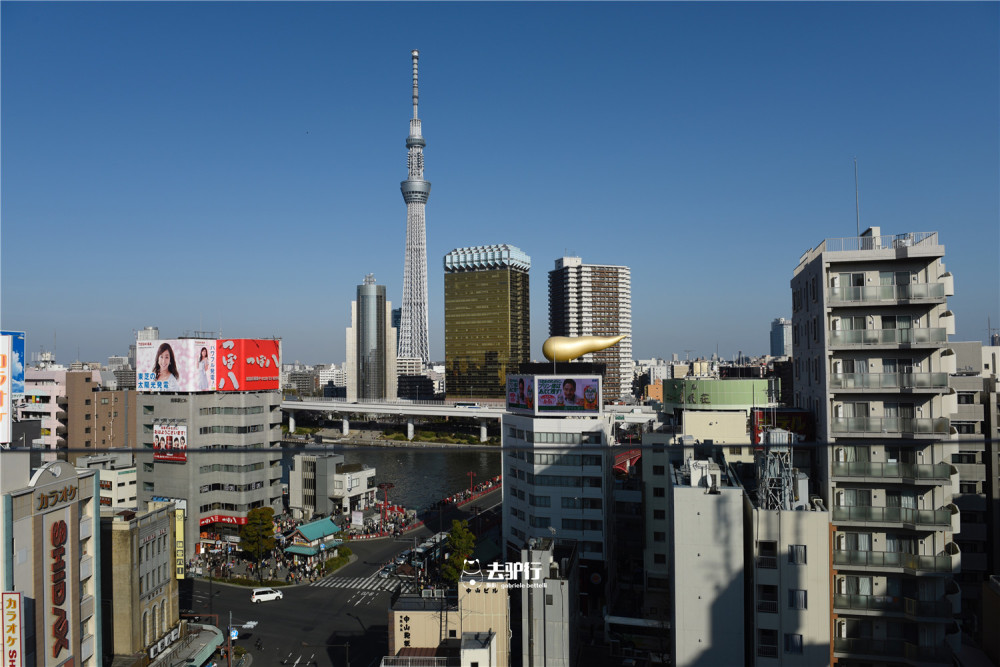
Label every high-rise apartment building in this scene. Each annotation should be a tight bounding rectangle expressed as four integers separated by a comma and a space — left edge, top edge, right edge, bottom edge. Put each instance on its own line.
771, 317, 793, 357
791, 227, 961, 665
399, 50, 430, 363
444, 245, 530, 399
548, 257, 633, 400
346, 275, 397, 401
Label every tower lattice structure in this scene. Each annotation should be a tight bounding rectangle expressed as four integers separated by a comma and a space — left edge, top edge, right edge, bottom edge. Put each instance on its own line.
399, 50, 431, 363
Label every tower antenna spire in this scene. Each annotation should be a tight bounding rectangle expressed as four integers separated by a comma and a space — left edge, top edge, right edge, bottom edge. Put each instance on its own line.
412, 49, 420, 119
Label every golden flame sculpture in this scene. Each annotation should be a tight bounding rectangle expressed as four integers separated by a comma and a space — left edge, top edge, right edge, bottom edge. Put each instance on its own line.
542, 335, 626, 362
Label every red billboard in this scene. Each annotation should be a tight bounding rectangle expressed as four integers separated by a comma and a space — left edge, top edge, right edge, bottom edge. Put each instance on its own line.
215, 339, 281, 392
154, 424, 188, 463
199, 514, 248, 527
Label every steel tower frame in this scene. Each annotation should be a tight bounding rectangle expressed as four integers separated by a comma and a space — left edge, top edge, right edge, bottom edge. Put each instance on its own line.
399, 50, 431, 363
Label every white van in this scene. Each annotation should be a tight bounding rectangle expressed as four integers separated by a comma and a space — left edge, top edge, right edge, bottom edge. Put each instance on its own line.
250, 587, 283, 603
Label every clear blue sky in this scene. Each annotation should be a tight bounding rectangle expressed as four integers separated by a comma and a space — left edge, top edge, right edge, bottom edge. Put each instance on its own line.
2, 2, 997, 365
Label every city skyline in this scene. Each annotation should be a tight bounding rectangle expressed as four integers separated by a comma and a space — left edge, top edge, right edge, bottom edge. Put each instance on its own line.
2, 2, 997, 365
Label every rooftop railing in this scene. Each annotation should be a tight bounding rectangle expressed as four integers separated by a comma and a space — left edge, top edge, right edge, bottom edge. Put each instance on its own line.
824, 232, 938, 253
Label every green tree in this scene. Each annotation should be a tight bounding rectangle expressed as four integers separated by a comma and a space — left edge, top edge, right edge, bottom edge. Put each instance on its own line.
440, 519, 476, 585
239, 507, 276, 582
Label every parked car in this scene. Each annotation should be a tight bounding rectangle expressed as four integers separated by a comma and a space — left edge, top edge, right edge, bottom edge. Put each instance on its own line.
250, 587, 283, 603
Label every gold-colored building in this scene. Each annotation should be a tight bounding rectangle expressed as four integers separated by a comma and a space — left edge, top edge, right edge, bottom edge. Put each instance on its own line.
444, 245, 530, 400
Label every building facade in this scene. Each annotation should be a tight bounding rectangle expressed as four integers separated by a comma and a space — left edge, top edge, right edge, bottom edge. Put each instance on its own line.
548, 257, 633, 400
444, 244, 530, 399
0, 457, 102, 667
288, 453, 376, 520
791, 228, 961, 664
771, 317, 793, 357
346, 275, 398, 401
77, 451, 137, 510
135, 391, 283, 559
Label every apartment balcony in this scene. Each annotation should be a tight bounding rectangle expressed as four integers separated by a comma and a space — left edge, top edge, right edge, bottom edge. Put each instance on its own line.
756, 555, 777, 570
831, 460, 955, 482
953, 403, 985, 421
756, 645, 779, 659
833, 638, 952, 665
831, 416, 950, 437
757, 599, 779, 614
832, 546, 960, 574
829, 372, 949, 392
832, 505, 953, 530
829, 328, 947, 348
828, 282, 947, 305
832, 594, 953, 621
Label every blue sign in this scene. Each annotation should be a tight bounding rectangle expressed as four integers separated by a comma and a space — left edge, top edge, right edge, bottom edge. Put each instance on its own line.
319, 543, 326, 551
1, 331, 25, 400
230, 629, 239, 640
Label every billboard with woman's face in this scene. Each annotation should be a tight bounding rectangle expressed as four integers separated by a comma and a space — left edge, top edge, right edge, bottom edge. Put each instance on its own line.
136, 339, 216, 392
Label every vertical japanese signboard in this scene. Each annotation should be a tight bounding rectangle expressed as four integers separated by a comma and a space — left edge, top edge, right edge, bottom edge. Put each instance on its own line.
1, 592, 23, 667
175, 509, 186, 579
0, 334, 12, 445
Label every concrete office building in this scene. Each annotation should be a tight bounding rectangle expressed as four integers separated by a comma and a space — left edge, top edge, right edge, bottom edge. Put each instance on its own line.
444, 244, 530, 400
549, 257, 634, 400
520, 538, 578, 667
771, 317, 793, 357
100, 501, 182, 665
77, 451, 137, 511
288, 453, 377, 520
0, 457, 102, 667
135, 391, 283, 559
791, 228, 961, 664
346, 275, 398, 401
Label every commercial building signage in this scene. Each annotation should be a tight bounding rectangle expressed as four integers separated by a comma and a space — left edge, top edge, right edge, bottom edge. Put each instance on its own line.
148, 625, 181, 659
199, 515, 247, 527
152, 496, 187, 512
36, 484, 78, 511
0, 331, 25, 401
215, 339, 281, 391
506, 376, 535, 413
47, 518, 72, 661
175, 509, 186, 579
2, 592, 23, 667
136, 339, 216, 392
0, 334, 12, 445
536, 376, 600, 413
153, 423, 187, 463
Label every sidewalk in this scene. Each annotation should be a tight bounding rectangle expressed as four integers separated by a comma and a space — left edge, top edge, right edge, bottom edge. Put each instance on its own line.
189, 554, 360, 590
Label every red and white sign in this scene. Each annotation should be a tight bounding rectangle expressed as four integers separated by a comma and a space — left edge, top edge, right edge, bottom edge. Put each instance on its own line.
153, 424, 187, 463
215, 339, 281, 392
199, 515, 247, 527
47, 517, 72, 662
2, 592, 23, 667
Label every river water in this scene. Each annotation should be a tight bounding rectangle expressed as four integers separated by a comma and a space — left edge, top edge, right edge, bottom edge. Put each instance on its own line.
313, 444, 502, 515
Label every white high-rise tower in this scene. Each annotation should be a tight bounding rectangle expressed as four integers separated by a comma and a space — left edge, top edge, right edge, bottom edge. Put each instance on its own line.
399, 50, 431, 362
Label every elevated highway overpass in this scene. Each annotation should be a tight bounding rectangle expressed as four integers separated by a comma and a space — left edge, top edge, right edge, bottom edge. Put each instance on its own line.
282, 396, 657, 442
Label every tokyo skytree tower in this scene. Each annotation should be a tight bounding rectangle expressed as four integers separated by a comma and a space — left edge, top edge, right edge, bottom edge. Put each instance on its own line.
399, 49, 431, 363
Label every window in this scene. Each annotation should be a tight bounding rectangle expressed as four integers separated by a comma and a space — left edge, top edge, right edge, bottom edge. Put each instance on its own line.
449, 630, 456, 638
653, 509, 665, 520
758, 629, 778, 658
789, 545, 807, 564
653, 553, 665, 565
653, 487, 665, 498
784, 634, 803, 654
85, 399, 91, 405
788, 589, 807, 609
528, 495, 551, 507
959, 482, 978, 494
545, 595, 553, 606
729, 447, 742, 456
652, 465, 665, 475
529, 516, 551, 528
653, 532, 665, 543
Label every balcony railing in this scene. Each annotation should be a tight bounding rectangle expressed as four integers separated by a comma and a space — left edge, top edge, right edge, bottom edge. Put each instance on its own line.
832, 505, 952, 527
830, 417, 950, 435
829, 282, 946, 304
757, 600, 779, 614
832, 550, 955, 573
829, 372, 949, 390
756, 556, 777, 570
833, 637, 905, 657
757, 645, 779, 659
831, 461, 954, 480
829, 328, 948, 346
833, 594, 953, 619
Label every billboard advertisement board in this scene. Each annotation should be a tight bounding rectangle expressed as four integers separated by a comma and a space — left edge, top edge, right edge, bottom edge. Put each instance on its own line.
1, 330, 25, 400
2, 592, 23, 667
216, 339, 281, 391
154, 424, 188, 463
505, 375, 536, 414
536, 376, 601, 414
0, 335, 11, 445
136, 339, 217, 392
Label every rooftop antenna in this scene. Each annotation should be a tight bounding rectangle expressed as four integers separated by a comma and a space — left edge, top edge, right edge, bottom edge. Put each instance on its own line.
854, 156, 861, 237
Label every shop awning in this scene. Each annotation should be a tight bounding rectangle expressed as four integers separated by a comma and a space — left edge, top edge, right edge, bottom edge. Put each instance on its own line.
284, 545, 319, 556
